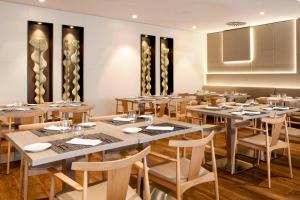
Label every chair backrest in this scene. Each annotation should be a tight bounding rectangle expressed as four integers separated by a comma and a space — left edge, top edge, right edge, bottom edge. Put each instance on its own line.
19, 120, 72, 130
72, 146, 151, 200
169, 132, 215, 181
153, 99, 170, 117
262, 115, 286, 147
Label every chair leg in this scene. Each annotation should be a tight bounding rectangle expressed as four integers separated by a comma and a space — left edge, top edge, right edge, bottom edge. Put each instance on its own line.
19, 156, 24, 199
267, 151, 271, 188
214, 180, 219, 200
287, 147, 293, 179
23, 159, 28, 200
231, 129, 238, 175
256, 150, 260, 166
6, 141, 11, 175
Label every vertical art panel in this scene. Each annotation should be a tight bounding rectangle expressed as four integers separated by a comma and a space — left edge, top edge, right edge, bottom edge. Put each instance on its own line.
27, 21, 53, 104
141, 35, 156, 96
62, 25, 84, 101
160, 37, 174, 95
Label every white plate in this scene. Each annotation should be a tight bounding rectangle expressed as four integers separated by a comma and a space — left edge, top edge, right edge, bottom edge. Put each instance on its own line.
14, 107, 31, 111
24, 143, 52, 153
77, 122, 96, 128
122, 127, 142, 134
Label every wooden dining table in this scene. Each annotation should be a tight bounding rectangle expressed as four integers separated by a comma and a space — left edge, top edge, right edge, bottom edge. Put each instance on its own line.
5, 117, 203, 199
188, 104, 299, 174
117, 96, 184, 114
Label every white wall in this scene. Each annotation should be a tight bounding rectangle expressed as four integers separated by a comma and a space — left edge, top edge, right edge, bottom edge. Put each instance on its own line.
0, 1, 206, 115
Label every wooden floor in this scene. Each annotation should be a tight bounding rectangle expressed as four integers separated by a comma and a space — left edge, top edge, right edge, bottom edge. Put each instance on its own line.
1, 129, 300, 200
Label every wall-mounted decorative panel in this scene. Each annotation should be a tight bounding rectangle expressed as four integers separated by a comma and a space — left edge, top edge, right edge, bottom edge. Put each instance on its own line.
62, 25, 84, 101
223, 27, 250, 62
27, 21, 53, 104
207, 19, 297, 74
141, 35, 155, 96
160, 37, 174, 95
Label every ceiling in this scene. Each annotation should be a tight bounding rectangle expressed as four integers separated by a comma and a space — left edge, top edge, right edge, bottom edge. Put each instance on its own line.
2, 0, 300, 32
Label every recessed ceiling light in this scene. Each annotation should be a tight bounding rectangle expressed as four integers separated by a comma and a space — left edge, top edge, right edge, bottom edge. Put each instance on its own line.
132, 14, 138, 19
259, 11, 265, 15
70, 26, 74, 29
39, 0, 45, 2
298, 0, 300, 2
37, 22, 42, 25
192, 25, 197, 30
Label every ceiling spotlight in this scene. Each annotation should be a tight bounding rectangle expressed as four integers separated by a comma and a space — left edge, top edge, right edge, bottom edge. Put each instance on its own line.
298, 0, 300, 2
37, 22, 42, 25
192, 25, 197, 30
132, 14, 138, 19
259, 11, 265, 15
70, 26, 74, 29
163, 37, 167, 40
39, 0, 45, 2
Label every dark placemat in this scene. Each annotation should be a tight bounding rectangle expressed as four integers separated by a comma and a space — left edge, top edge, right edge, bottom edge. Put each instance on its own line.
140, 122, 190, 136
49, 133, 122, 154
31, 129, 66, 137
102, 117, 146, 126
31, 126, 94, 137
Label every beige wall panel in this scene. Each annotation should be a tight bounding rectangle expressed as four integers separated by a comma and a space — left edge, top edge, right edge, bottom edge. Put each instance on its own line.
252, 23, 274, 71
207, 32, 222, 67
274, 20, 295, 71
223, 27, 250, 61
208, 32, 251, 73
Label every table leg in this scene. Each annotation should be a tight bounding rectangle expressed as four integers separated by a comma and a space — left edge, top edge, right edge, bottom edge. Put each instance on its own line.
139, 103, 145, 115
226, 118, 236, 172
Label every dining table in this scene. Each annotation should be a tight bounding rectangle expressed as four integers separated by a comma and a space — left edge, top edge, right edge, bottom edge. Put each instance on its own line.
5, 116, 203, 199
188, 104, 299, 174
117, 95, 184, 114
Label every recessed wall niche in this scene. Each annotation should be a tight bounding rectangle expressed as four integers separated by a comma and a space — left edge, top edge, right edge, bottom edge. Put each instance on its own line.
141, 34, 156, 96
160, 37, 174, 95
27, 21, 53, 104
62, 25, 84, 101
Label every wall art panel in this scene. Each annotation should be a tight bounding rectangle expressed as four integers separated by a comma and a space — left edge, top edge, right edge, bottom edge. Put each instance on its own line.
62, 25, 84, 101
160, 37, 174, 95
27, 21, 53, 104
141, 35, 156, 96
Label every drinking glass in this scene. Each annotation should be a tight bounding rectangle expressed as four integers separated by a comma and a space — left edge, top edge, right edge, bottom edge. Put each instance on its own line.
146, 115, 154, 125
73, 126, 84, 138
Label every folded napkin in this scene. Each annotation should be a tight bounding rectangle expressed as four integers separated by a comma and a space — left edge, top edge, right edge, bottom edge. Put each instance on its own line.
146, 126, 174, 131
113, 117, 134, 122
66, 138, 102, 146
273, 107, 289, 110
262, 107, 273, 111
244, 111, 261, 115
231, 111, 244, 115
44, 125, 70, 131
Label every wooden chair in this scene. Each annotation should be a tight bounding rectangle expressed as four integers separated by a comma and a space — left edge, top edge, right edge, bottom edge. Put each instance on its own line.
49, 146, 151, 200
233, 115, 293, 188
115, 99, 130, 114
2, 109, 47, 175
280, 114, 300, 143
148, 132, 219, 200
153, 99, 170, 118
18, 120, 70, 200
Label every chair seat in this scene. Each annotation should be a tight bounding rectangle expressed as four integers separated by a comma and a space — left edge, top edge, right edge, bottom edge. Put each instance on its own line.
282, 127, 300, 137
201, 124, 225, 136
234, 120, 253, 128
238, 134, 287, 148
56, 181, 141, 200
149, 158, 210, 184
